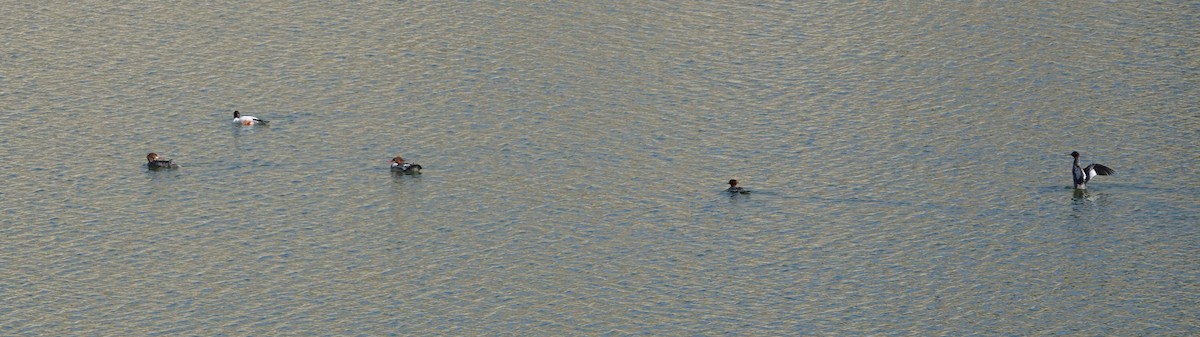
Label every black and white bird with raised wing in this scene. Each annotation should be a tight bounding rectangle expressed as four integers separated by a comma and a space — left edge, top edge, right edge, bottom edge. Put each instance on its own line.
1070, 151, 1114, 189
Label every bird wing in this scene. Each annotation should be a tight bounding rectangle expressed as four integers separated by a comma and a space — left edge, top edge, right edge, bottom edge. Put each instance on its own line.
1083, 163, 1114, 183
1086, 163, 1114, 177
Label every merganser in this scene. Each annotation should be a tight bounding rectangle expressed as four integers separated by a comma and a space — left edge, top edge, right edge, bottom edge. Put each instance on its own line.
1070, 151, 1114, 189
232, 110, 268, 126
390, 156, 422, 174
146, 152, 178, 169
726, 179, 748, 194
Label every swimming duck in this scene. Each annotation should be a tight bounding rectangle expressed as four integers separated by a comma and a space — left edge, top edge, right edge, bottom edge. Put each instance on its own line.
232, 110, 268, 126
1070, 151, 1114, 189
390, 156, 422, 174
146, 152, 178, 169
726, 179, 749, 194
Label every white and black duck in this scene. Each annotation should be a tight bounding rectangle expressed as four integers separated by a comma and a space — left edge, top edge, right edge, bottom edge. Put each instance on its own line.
232, 110, 268, 126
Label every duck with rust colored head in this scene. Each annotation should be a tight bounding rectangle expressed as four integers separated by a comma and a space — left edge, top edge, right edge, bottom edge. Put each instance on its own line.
146, 152, 178, 169
390, 155, 422, 174
726, 179, 749, 194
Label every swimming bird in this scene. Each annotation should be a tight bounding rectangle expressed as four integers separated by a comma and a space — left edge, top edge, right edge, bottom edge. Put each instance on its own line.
232, 110, 268, 126
146, 152, 178, 169
1070, 151, 1114, 189
726, 179, 749, 194
390, 156, 422, 174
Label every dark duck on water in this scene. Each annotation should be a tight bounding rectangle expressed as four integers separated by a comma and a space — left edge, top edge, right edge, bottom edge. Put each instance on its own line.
726, 179, 749, 194
146, 152, 178, 169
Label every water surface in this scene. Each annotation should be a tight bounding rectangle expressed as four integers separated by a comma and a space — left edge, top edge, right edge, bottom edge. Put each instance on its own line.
1, 1, 1197, 335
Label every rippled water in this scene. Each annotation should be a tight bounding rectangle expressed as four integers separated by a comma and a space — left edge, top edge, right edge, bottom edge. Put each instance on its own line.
2, 1, 1197, 335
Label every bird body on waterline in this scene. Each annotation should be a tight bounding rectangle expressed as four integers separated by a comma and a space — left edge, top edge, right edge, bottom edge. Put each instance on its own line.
232, 110, 268, 126
391, 156, 422, 174
726, 179, 749, 194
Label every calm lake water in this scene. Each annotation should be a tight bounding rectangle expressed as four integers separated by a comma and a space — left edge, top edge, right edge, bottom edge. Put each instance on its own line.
2, 1, 1197, 335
